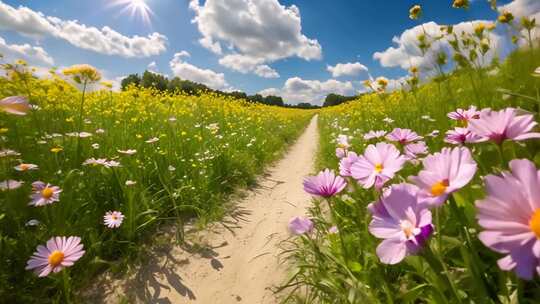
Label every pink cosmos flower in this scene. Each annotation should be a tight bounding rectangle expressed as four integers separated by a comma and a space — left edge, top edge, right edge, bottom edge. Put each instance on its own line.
410, 147, 477, 207
26, 236, 85, 277
386, 128, 423, 144
476, 159, 540, 280
448, 105, 481, 124
468, 108, 540, 144
29, 182, 62, 207
368, 183, 433, 264
0, 180, 24, 191
0, 96, 30, 115
336, 148, 347, 159
351, 142, 406, 189
303, 169, 347, 197
288, 216, 314, 235
337, 134, 350, 149
104, 211, 125, 228
445, 127, 486, 145
364, 130, 387, 140
404, 141, 428, 160
339, 151, 359, 177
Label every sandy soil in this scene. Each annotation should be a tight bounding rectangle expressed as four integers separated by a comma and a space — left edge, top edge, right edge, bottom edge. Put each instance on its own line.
94, 115, 318, 304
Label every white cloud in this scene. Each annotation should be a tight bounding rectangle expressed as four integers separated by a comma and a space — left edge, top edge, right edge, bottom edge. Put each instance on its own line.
327, 62, 368, 78
0, 36, 54, 65
259, 77, 355, 105
147, 61, 157, 72
169, 52, 228, 90
189, 0, 321, 77
498, 0, 540, 42
0, 2, 167, 58
373, 21, 503, 72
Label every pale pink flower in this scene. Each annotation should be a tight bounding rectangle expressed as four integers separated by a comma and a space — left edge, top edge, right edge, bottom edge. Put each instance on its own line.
444, 127, 485, 145
468, 108, 540, 144
351, 142, 406, 189
288, 216, 314, 235
0, 180, 24, 191
448, 105, 481, 123
104, 211, 124, 228
336, 148, 347, 159
29, 182, 62, 207
410, 147, 477, 207
303, 169, 347, 197
363, 130, 387, 140
368, 183, 433, 264
404, 141, 428, 160
476, 160, 540, 280
26, 236, 85, 277
0, 96, 30, 115
339, 151, 360, 177
386, 128, 423, 144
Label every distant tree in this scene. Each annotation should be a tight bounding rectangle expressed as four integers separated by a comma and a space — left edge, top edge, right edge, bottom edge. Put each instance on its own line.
323, 93, 357, 107
141, 71, 168, 91
263, 95, 284, 106
121, 74, 141, 90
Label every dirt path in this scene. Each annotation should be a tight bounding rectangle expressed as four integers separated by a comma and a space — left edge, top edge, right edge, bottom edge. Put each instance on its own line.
98, 115, 319, 304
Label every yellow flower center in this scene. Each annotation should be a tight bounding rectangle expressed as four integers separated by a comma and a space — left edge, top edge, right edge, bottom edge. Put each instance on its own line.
375, 163, 383, 173
48, 250, 64, 268
41, 187, 54, 199
19, 164, 29, 171
430, 180, 449, 196
529, 209, 540, 238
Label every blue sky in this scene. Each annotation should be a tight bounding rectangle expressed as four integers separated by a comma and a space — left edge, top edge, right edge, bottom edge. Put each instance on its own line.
0, 0, 537, 104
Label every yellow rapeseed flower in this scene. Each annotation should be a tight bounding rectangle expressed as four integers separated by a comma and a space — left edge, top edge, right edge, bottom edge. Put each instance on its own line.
63, 64, 101, 84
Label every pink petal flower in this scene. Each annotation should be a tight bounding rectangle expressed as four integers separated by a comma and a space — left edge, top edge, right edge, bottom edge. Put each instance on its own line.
444, 127, 486, 145
351, 142, 406, 189
476, 159, 540, 280
368, 183, 433, 265
339, 151, 359, 177
26, 236, 85, 277
468, 108, 540, 144
410, 147, 477, 207
303, 169, 347, 197
386, 128, 423, 144
288, 216, 314, 235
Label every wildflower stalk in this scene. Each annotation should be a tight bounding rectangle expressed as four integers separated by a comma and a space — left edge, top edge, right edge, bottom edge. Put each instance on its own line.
74, 80, 88, 166
423, 245, 462, 303
327, 198, 348, 264
61, 270, 72, 303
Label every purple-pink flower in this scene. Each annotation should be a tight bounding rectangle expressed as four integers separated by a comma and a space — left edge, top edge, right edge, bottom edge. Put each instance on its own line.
468, 108, 540, 144
336, 148, 347, 159
404, 141, 428, 160
351, 142, 406, 189
448, 105, 480, 124
104, 211, 125, 228
368, 183, 433, 264
364, 130, 387, 140
29, 181, 62, 207
476, 159, 540, 280
26, 236, 85, 277
288, 216, 314, 235
445, 127, 485, 145
386, 128, 423, 145
339, 151, 359, 177
410, 147, 477, 207
303, 169, 347, 197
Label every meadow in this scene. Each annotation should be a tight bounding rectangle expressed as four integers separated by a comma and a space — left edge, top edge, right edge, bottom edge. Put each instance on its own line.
0, 62, 313, 302
283, 32, 540, 304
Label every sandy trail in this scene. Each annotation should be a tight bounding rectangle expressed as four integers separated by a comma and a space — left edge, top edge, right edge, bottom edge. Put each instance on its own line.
99, 115, 318, 304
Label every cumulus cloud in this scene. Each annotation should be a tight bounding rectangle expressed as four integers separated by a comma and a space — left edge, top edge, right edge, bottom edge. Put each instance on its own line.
0, 36, 54, 65
327, 62, 368, 78
373, 20, 504, 72
147, 61, 157, 72
259, 77, 355, 105
0, 2, 167, 58
169, 51, 228, 90
189, 0, 321, 77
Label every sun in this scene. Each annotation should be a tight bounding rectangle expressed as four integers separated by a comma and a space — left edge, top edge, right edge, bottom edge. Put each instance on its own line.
110, 0, 153, 25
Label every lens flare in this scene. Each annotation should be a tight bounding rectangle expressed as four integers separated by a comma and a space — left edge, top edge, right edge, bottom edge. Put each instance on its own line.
110, 0, 153, 25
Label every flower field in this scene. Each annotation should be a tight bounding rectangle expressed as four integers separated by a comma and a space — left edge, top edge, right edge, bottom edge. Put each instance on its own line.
284, 43, 540, 303
0, 63, 312, 302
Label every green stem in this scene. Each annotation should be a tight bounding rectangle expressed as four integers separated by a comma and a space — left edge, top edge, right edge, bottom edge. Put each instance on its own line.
327, 198, 348, 263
